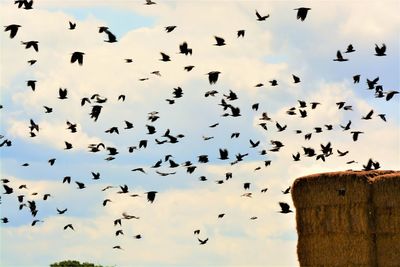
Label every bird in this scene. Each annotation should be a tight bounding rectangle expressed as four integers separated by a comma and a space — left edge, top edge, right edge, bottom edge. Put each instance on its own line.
63, 224, 74, 230
112, 246, 123, 250
160, 52, 171, 61
378, 114, 386, 122
62, 176, 71, 184
26, 80, 36, 91
292, 75, 301, 83
207, 71, 220, 84
294, 7, 311, 21
43, 106, 53, 113
218, 148, 229, 160
333, 50, 348, 61
184, 65, 195, 72
350, 131, 363, 141
21, 41, 39, 52
71, 52, 84, 65
255, 10, 269, 21
64, 141, 73, 150
345, 44, 355, 53
3, 184, 13, 194
146, 191, 158, 203
237, 30, 245, 38
145, 0, 156, 5
133, 234, 142, 239
279, 202, 293, 213
103, 199, 112, 206
198, 238, 209, 245
103, 29, 117, 43
244, 182, 250, 190
58, 88, 68, 99
374, 43, 386, 56
353, 75, 360, 83
361, 110, 374, 120
27, 59, 37, 65
337, 150, 349, 157
214, 36, 226, 46
75, 181, 85, 189
4, 24, 21, 38
57, 208, 67, 214
269, 80, 278, 86
282, 186, 291, 194
165, 26, 177, 32
386, 91, 399, 101
31, 219, 43, 226
68, 21, 76, 30
249, 139, 260, 148
292, 152, 300, 161
218, 213, 225, 218
48, 158, 56, 166
179, 42, 192, 55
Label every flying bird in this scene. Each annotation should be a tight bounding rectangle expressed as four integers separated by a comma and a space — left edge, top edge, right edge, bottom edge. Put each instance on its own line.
207, 71, 220, 84
279, 202, 293, 213
333, 50, 348, 61
4, 24, 21, 38
165, 26, 176, 32
214, 36, 226, 46
237, 30, 245, 38
21, 41, 39, 52
345, 44, 355, 53
255, 10, 269, 21
374, 43, 386, 56
68, 21, 76, 30
160, 52, 171, 61
198, 238, 209, 245
294, 7, 311, 21
146, 191, 158, 203
71, 52, 84, 65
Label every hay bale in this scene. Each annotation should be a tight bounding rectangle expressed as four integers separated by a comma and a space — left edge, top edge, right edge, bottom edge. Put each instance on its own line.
371, 172, 400, 267
292, 170, 397, 267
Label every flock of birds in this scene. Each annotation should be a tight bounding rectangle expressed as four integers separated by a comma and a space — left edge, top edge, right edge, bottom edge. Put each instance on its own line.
1, 0, 398, 253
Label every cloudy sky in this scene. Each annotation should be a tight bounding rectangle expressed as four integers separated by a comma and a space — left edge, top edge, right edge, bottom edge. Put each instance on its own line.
1, 1, 399, 266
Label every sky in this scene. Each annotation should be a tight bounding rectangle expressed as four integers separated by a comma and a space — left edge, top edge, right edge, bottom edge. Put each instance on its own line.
0, 0, 399, 266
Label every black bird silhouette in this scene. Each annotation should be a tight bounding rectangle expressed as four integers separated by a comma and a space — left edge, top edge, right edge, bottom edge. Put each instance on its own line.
282, 186, 291, 194
353, 75, 360, 83
48, 158, 56, 166
219, 148, 229, 160
237, 30, 245, 38
276, 122, 287, 132
22, 0, 33, 9
21, 41, 39, 52
118, 185, 129, 194
214, 36, 226, 46
160, 52, 171, 61
132, 168, 146, 174
337, 150, 349, 157
68, 21, 76, 30
4, 24, 21, 38
269, 80, 278, 86
71, 52, 84, 65
146, 191, 158, 203
294, 7, 311, 21
255, 10, 269, 21
244, 182, 250, 190
75, 181, 85, 189
27, 59, 37, 65
207, 71, 220, 84
105, 127, 119, 134
292, 152, 300, 161
362, 110, 374, 120
184, 65, 195, 72
64, 141, 72, 150
139, 139, 148, 149
31, 219, 43, 226
179, 42, 192, 55
333, 50, 348, 61
1, 217, 9, 223
43, 106, 52, 113
57, 208, 67, 214
249, 139, 260, 148
3, 184, 13, 194
350, 131, 363, 141
103, 29, 117, 43
345, 44, 355, 53
279, 202, 293, 213
64, 224, 74, 230
27, 80, 36, 91
62, 176, 71, 184
378, 114, 386, 122
374, 43, 386, 56
292, 74, 301, 83
198, 238, 209, 245
90, 105, 103, 122
386, 91, 399, 101
165, 26, 177, 33
145, 0, 156, 5
103, 199, 112, 206
91, 172, 100, 180
59, 88, 68, 99
340, 120, 352, 131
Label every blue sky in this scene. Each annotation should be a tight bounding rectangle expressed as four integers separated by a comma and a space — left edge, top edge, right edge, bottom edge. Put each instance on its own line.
1, 1, 399, 266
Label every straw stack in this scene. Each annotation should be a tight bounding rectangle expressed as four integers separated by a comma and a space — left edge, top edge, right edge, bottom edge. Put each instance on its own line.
292, 170, 398, 267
